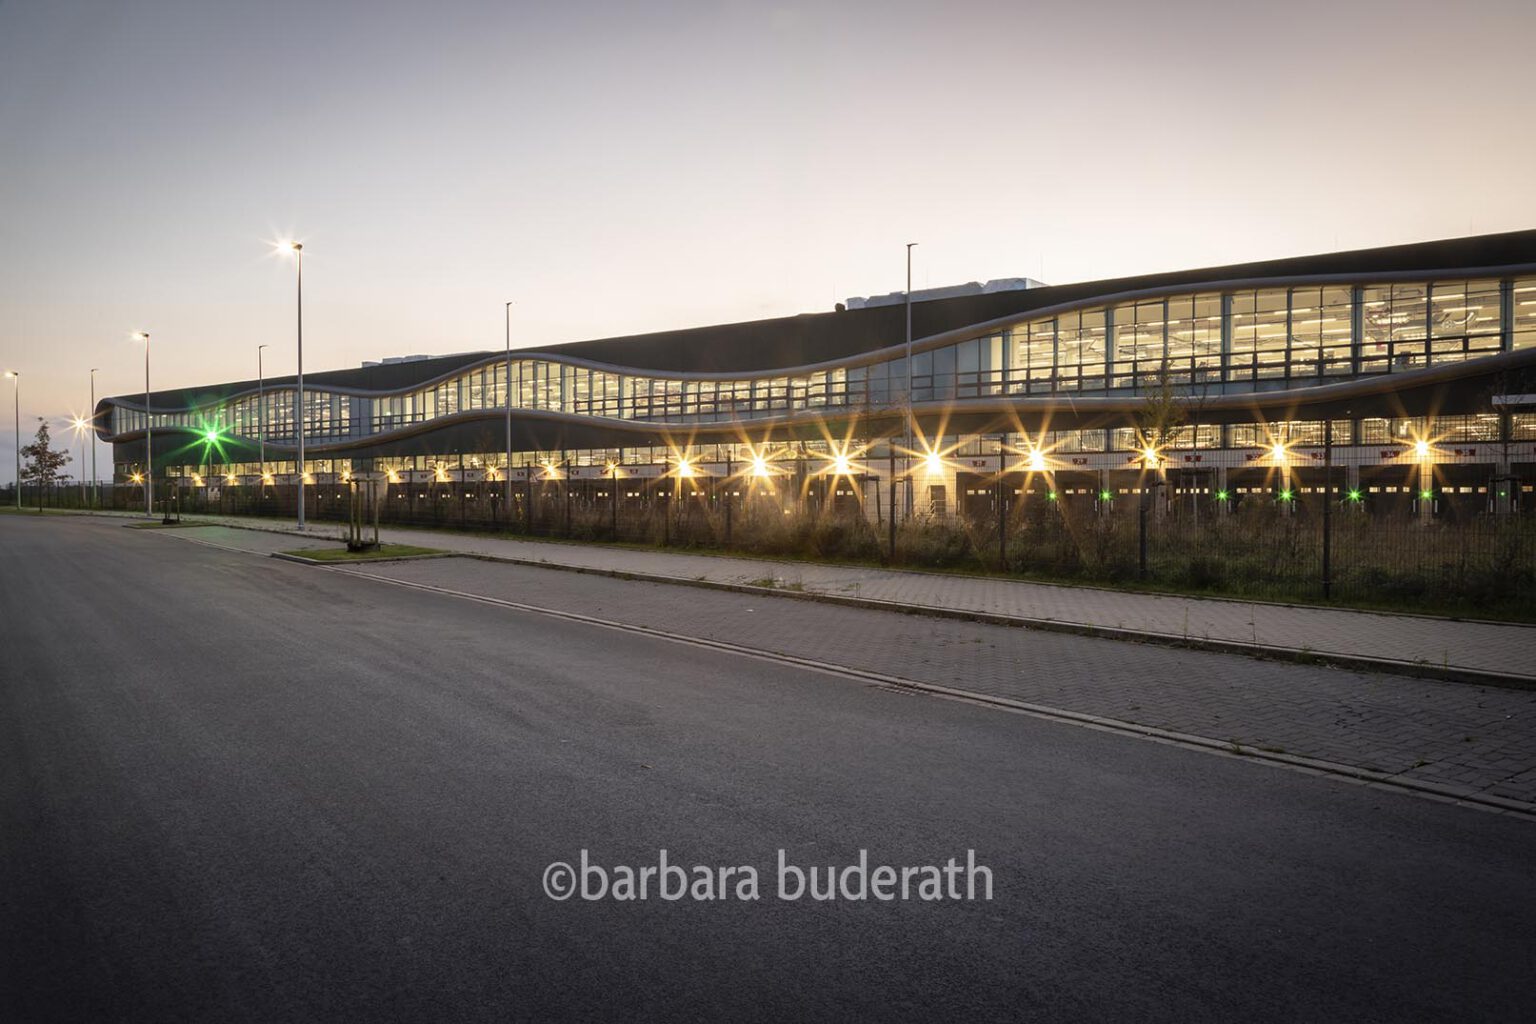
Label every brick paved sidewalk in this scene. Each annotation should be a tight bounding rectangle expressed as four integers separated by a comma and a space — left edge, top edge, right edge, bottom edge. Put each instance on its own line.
118, 510, 1536, 686
120, 519, 1536, 813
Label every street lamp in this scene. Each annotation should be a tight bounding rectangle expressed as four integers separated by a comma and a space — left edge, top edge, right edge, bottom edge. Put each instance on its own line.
505, 301, 513, 494
4, 371, 17, 509
70, 416, 89, 505
277, 241, 305, 529
904, 241, 918, 519
89, 367, 99, 507
257, 343, 269, 486
133, 332, 151, 516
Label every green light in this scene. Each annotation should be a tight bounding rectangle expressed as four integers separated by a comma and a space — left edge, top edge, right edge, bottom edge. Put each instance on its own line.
1347, 489, 1363, 502
1278, 489, 1293, 501
1420, 489, 1433, 500
1215, 489, 1230, 501
190, 417, 232, 463
1047, 491, 1058, 501
1099, 489, 1113, 501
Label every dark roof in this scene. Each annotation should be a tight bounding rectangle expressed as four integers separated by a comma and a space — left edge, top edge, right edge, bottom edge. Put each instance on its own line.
106, 228, 1536, 411
525, 228, 1536, 372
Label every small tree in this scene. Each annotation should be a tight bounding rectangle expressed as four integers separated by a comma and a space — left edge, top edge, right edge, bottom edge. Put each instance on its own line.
1134, 365, 1188, 452
20, 418, 71, 511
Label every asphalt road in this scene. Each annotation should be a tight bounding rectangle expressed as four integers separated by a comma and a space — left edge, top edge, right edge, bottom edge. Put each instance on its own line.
2, 516, 1533, 1023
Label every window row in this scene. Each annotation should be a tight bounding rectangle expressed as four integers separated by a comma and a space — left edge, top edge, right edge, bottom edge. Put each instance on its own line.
114, 276, 1536, 439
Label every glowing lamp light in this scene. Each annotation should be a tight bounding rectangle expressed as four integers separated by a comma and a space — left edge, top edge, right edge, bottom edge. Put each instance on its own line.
751, 455, 771, 478
1216, 489, 1230, 501
676, 457, 695, 478
225, 473, 237, 484
1279, 489, 1294, 501
1099, 489, 1113, 501
191, 474, 204, 487
1142, 446, 1159, 465
1046, 491, 1058, 502
385, 469, 400, 484
831, 453, 853, 475
130, 472, 144, 484
1420, 489, 1434, 500
1028, 448, 1047, 472
262, 472, 275, 485
1414, 440, 1431, 458
1271, 442, 1287, 464
1347, 489, 1363, 502
924, 452, 944, 476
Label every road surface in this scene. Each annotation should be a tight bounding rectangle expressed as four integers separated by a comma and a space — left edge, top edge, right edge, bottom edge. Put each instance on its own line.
2, 516, 1532, 1022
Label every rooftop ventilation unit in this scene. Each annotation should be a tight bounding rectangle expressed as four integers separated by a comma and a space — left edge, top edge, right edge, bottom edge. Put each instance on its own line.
844, 277, 1044, 310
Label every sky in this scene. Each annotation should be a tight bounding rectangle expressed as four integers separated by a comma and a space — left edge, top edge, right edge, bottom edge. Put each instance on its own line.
2, 0, 1534, 483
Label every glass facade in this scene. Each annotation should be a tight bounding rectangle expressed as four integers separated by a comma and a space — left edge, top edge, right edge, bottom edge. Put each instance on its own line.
108, 273, 1534, 455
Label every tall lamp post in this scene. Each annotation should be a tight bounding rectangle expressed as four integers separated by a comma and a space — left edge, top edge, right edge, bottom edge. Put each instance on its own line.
89, 367, 99, 507
257, 343, 269, 484
285, 241, 305, 528
504, 301, 513, 490
70, 416, 88, 505
904, 241, 918, 518
279, 241, 305, 529
133, 332, 152, 517
4, 371, 17, 509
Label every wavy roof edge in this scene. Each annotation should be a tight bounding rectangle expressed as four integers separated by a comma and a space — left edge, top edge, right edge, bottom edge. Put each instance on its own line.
103, 228, 1536, 412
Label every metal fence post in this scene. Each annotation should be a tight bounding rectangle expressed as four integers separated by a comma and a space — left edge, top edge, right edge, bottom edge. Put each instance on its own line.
997, 470, 1007, 570
1138, 500, 1148, 580
1322, 418, 1333, 599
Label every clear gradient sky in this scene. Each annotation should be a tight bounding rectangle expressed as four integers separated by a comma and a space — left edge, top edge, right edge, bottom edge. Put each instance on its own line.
2, 0, 1534, 483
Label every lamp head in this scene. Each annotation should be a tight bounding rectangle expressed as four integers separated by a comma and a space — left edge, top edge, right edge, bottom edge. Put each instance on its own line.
132, 331, 149, 342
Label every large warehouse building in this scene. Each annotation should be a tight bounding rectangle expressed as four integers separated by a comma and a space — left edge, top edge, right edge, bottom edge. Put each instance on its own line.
97, 231, 1536, 521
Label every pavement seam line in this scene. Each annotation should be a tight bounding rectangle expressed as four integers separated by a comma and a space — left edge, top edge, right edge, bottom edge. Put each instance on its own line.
324, 564, 1536, 823
450, 552, 1534, 690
